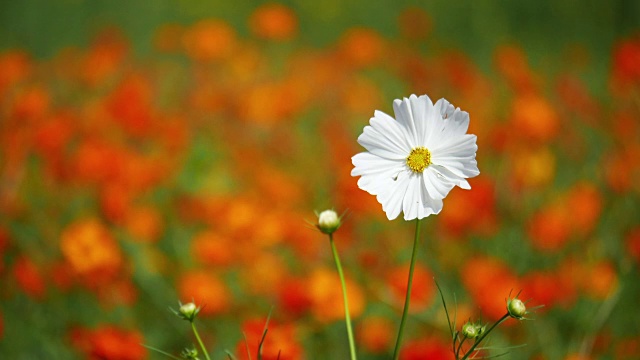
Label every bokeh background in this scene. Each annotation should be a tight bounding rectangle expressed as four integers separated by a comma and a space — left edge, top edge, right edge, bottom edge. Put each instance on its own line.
1, 1, 640, 359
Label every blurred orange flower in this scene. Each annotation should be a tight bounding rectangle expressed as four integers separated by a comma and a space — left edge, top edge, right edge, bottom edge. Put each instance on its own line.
81, 29, 128, 87
70, 325, 146, 360
338, 27, 385, 68
387, 264, 434, 313
60, 218, 123, 281
13, 256, 46, 300
611, 36, 640, 93
581, 261, 618, 300
0, 50, 31, 97
527, 201, 572, 252
400, 337, 450, 360
461, 256, 520, 320
124, 206, 164, 243
439, 176, 498, 238
11, 84, 50, 121
626, 227, 640, 263
277, 277, 313, 319
307, 268, 365, 323
178, 270, 230, 316
183, 19, 236, 62
236, 318, 304, 360
357, 316, 393, 354
191, 230, 234, 267
510, 94, 559, 144
510, 146, 556, 190
565, 182, 602, 236
249, 3, 298, 41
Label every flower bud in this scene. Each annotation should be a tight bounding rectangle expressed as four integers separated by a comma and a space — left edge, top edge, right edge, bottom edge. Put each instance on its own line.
461, 321, 478, 339
317, 209, 341, 234
507, 298, 527, 319
176, 301, 200, 322
181, 347, 199, 360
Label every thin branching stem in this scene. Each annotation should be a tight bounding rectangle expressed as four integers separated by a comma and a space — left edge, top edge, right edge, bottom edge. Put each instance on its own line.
392, 218, 422, 360
460, 314, 510, 360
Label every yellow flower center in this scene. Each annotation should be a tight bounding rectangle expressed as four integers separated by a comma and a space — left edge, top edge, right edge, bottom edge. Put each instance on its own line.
406, 147, 431, 173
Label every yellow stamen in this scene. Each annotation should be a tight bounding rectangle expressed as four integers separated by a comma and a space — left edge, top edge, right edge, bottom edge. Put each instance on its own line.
406, 147, 431, 173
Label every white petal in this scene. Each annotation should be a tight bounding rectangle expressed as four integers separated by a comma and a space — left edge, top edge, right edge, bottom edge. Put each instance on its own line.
377, 171, 411, 220
357, 126, 407, 160
408, 95, 434, 146
423, 167, 456, 199
393, 97, 420, 147
431, 164, 472, 189
351, 152, 402, 176
370, 112, 412, 151
421, 180, 444, 215
434, 98, 455, 119
403, 174, 420, 220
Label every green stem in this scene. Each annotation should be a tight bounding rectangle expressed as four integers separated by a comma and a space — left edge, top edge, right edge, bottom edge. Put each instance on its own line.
191, 321, 212, 360
329, 233, 358, 360
392, 218, 422, 360
460, 313, 510, 360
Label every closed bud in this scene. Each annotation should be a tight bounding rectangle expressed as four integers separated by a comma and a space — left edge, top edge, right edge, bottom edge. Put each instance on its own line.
461, 321, 478, 339
507, 298, 527, 320
173, 301, 201, 322
317, 209, 341, 234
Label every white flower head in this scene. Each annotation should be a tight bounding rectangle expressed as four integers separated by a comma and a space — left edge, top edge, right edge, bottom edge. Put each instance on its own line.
351, 94, 479, 221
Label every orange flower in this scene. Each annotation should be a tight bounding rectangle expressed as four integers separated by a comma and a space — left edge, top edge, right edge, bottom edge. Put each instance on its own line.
105, 74, 153, 137
71, 325, 146, 360
439, 177, 498, 238
509, 146, 556, 190
400, 337, 450, 360
521, 271, 565, 309
183, 19, 236, 62
565, 182, 602, 236
387, 264, 434, 313
510, 94, 559, 143
178, 270, 230, 316
236, 318, 304, 360
277, 277, 313, 318
494, 45, 537, 93
337, 27, 385, 68
307, 268, 365, 323
0, 50, 31, 97
461, 256, 520, 320
60, 218, 123, 281
357, 316, 393, 354
527, 202, 571, 252
611, 36, 640, 92
582, 262, 618, 300
11, 84, 50, 121
191, 230, 234, 266
124, 206, 163, 243
81, 29, 128, 87
13, 256, 46, 300
249, 3, 298, 41
626, 227, 640, 263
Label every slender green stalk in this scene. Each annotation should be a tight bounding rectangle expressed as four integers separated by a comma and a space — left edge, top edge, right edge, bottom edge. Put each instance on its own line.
460, 313, 510, 360
392, 218, 422, 360
191, 322, 212, 360
329, 233, 358, 360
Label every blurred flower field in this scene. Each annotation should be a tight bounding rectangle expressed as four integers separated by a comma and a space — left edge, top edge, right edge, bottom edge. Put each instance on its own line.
1, 1, 640, 359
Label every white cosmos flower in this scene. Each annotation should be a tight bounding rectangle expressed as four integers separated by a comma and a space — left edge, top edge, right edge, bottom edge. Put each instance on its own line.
351, 94, 479, 221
